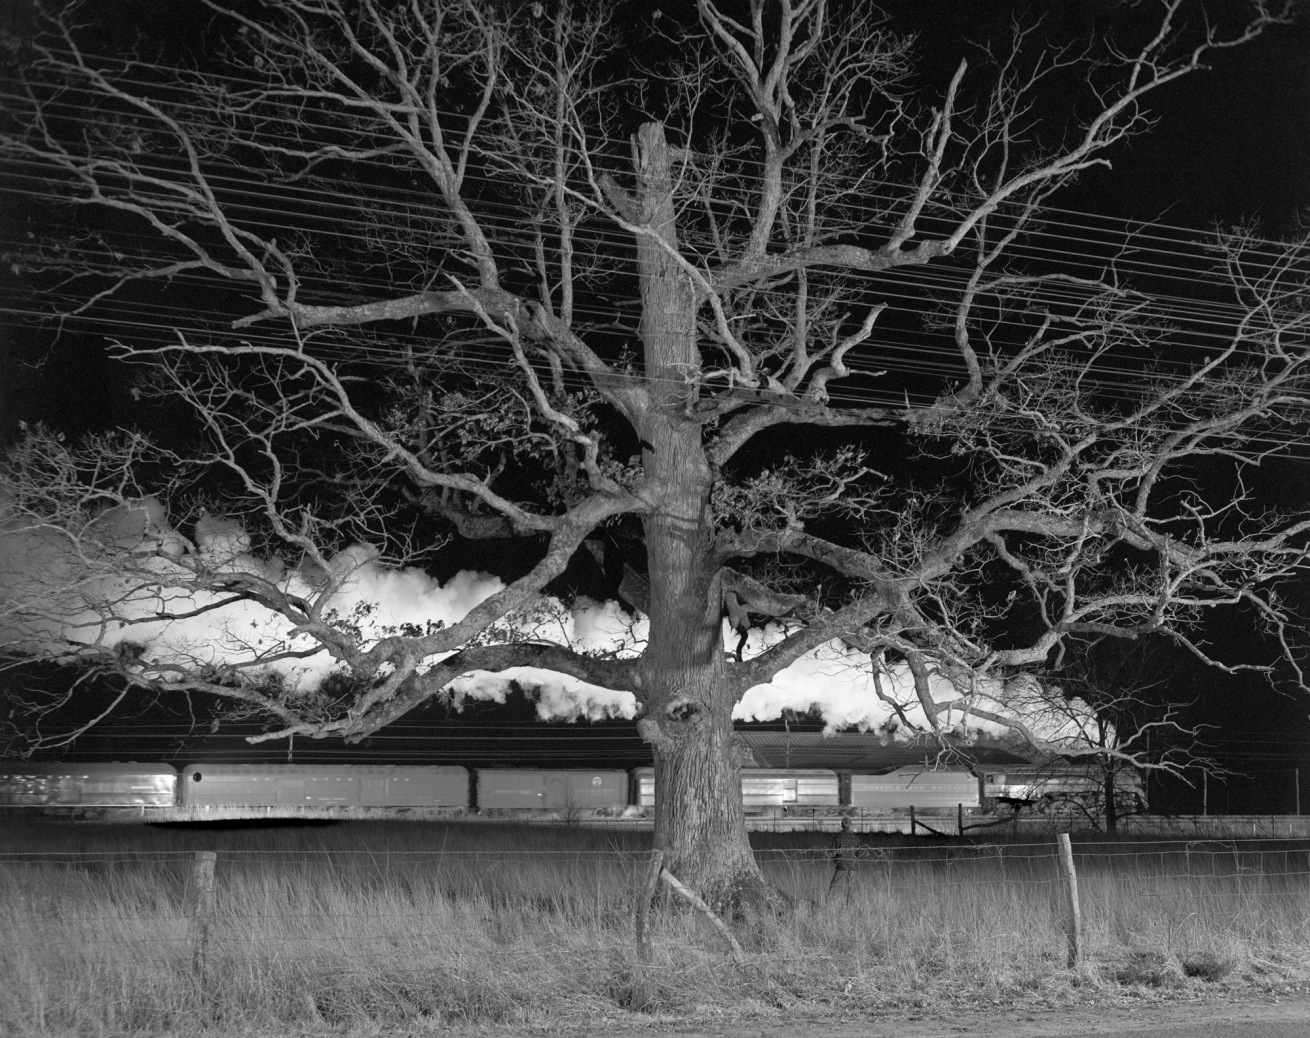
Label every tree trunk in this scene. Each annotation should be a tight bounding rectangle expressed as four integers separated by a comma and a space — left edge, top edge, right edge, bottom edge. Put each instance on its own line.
635, 448, 762, 900
634, 429, 769, 908
639, 681, 764, 909
635, 443, 758, 900
630, 119, 769, 909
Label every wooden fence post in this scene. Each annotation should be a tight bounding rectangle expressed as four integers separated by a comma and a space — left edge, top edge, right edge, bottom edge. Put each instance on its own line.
1056, 833, 1081, 968
634, 849, 664, 962
909, 804, 916, 836
190, 850, 217, 985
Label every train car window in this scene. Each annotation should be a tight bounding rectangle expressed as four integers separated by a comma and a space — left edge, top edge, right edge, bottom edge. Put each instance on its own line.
191, 772, 203, 782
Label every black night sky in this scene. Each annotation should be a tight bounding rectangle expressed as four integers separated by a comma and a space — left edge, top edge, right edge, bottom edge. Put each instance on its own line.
3, 1, 1310, 814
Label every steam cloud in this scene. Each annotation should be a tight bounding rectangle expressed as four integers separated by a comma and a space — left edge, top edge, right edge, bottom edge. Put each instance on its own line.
0, 498, 1089, 741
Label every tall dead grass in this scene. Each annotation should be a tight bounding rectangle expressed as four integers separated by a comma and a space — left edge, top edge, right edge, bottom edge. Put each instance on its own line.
3, 821, 1309, 1035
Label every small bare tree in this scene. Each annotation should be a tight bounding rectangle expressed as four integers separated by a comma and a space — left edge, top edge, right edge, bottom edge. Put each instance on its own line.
990, 638, 1213, 832
3, 0, 1308, 905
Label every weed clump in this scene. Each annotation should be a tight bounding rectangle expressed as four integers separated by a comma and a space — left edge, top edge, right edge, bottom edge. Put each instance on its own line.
606, 966, 663, 1013
1182, 951, 1236, 982
1112, 950, 1184, 988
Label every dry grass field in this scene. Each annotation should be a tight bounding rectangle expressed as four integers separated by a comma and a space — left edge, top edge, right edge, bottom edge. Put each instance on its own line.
3, 819, 1310, 1035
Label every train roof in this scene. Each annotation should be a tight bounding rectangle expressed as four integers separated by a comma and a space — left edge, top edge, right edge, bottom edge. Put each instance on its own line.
630, 766, 837, 777
474, 767, 627, 774
0, 761, 178, 777
178, 763, 468, 776
736, 731, 1038, 771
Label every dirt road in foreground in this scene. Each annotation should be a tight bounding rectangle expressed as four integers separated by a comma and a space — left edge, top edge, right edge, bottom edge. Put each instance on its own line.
567, 996, 1310, 1038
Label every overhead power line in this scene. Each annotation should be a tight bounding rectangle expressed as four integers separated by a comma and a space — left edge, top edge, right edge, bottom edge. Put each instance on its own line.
0, 78, 1291, 349
0, 146, 1272, 307
4, 52, 1310, 462
2, 54, 1294, 348
0, 78, 1297, 268
0, 151, 1281, 358
0, 49, 1301, 254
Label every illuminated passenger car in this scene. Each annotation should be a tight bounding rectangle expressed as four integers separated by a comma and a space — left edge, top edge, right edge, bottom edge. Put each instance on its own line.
475, 769, 629, 813
849, 767, 980, 813
0, 762, 177, 811
741, 769, 840, 811
178, 763, 469, 810
979, 763, 1146, 813
632, 767, 841, 813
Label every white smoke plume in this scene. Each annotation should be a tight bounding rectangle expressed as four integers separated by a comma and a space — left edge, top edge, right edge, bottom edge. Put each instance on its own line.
729, 625, 1093, 742
0, 499, 1091, 740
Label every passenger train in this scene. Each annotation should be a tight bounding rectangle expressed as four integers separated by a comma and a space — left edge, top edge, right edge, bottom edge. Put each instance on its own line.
0, 759, 1143, 819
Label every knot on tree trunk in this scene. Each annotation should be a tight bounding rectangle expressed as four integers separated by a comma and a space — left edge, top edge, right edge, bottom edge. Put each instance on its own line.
664, 696, 704, 723
728, 733, 754, 769
636, 715, 674, 753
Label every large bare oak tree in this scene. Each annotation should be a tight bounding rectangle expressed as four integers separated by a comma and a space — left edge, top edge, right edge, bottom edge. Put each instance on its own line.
3, 0, 1309, 902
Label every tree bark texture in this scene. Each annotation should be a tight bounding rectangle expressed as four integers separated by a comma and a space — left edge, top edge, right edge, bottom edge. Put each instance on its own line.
630, 121, 766, 905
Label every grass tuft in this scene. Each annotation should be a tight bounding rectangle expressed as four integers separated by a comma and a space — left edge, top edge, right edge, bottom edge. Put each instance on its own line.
1111, 950, 1185, 988
1182, 950, 1237, 982
3, 821, 1310, 1034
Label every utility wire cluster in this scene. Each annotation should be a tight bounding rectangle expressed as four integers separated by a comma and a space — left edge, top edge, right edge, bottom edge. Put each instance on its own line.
3, 50, 1310, 459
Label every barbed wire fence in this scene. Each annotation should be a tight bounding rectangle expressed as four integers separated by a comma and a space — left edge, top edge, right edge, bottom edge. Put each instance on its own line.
4, 835, 1309, 990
